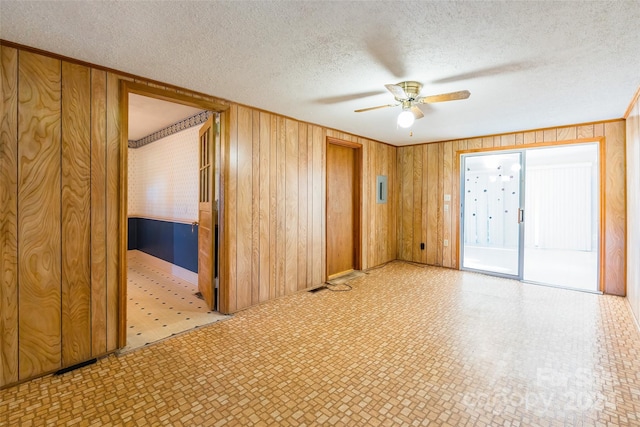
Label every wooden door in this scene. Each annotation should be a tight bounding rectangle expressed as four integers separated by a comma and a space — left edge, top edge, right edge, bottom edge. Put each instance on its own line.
198, 115, 216, 310
326, 140, 361, 279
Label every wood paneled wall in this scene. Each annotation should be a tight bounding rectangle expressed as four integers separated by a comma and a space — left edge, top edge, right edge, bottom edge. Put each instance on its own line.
626, 92, 640, 321
397, 121, 627, 296
223, 108, 397, 313
0, 42, 397, 387
0, 46, 121, 387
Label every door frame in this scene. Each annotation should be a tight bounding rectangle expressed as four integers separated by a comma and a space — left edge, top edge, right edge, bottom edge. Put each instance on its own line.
325, 137, 363, 280
118, 81, 229, 348
457, 137, 606, 292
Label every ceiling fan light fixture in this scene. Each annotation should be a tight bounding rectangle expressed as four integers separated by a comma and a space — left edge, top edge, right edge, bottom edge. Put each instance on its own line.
397, 110, 415, 128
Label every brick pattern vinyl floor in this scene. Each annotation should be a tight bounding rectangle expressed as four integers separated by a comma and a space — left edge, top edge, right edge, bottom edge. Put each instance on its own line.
2, 261, 640, 426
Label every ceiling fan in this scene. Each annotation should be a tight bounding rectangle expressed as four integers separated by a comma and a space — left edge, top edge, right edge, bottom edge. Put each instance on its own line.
355, 81, 470, 128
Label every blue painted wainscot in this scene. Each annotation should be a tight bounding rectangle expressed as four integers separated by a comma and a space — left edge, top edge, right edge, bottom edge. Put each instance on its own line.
128, 217, 198, 273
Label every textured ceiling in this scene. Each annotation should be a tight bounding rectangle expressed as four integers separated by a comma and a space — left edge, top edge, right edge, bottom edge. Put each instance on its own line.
1, 1, 639, 146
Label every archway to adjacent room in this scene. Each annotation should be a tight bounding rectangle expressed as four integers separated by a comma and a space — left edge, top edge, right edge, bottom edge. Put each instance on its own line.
460, 140, 602, 292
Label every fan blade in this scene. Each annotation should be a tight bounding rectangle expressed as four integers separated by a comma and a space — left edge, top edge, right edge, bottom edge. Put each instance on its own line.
385, 84, 409, 100
419, 90, 471, 103
354, 104, 398, 113
411, 106, 424, 120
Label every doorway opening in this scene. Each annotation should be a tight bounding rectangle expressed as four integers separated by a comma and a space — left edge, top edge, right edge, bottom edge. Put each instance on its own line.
325, 137, 362, 281
460, 141, 601, 292
119, 83, 229, 351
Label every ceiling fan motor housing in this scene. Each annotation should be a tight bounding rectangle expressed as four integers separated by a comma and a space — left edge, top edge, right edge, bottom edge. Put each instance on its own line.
396, 81, 423, 101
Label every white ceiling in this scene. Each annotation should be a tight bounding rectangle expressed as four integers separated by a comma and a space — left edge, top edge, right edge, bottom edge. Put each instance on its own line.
128, 94, 203, 141
1, 1, 639, 146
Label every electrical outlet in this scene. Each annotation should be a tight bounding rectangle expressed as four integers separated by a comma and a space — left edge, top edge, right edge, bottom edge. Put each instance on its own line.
443, 239, 449, 247
420, 242, 425, 250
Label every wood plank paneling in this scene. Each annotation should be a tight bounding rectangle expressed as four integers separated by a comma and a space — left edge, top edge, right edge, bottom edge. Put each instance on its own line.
543, 129, 557, 142
1, 44, 401, 389
0, 45, 19, 387
577, 124, 594, 139
90, 69, 107, 357
61, 62, 92, 366
557, 126, 577, 141
604, 121, 626, 296
18, 51, 62, 379
396, 121, 626, 297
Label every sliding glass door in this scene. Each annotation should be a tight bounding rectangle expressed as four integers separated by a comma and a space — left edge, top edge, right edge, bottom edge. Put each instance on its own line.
461, 143, 600, 291
461, 152, 523, 278
522, 144, 599, 291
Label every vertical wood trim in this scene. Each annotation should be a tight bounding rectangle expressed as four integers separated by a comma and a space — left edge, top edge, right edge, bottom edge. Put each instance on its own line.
90, 68, 107, 356
426, 144, 439, 265
18, 51, 62, 378
227, 105, 238, 312
311, 125, 323, 286
232, 106, 253, 310
413, 146, 424, 262
250, 108, 260, 305
436, 143, 444, 266
396, 149, 403, 260
297, 124, 308, 290
362, 139, 371, 268
258, 112, 271, 303
354, 145, 362, 271
268, 114, 278, 300
275, 117, 286, 295
626, 97, 640, 320
61, 62, 92, 366
442, 141, 453, 267
105, 72, 120, 351
400, 148, 413, 260
0, 45, 19, 386
218, 109, 231, 314
285, 119, 298, 295
306, 126, 314, 284
389, 145, 398, 262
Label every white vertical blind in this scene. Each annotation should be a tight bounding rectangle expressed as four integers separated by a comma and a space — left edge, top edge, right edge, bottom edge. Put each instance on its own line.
525, 163, 593, 251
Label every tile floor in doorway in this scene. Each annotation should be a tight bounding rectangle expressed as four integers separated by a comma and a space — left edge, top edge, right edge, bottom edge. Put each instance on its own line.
2, 261, 639, 426
123, 250, 229, 352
